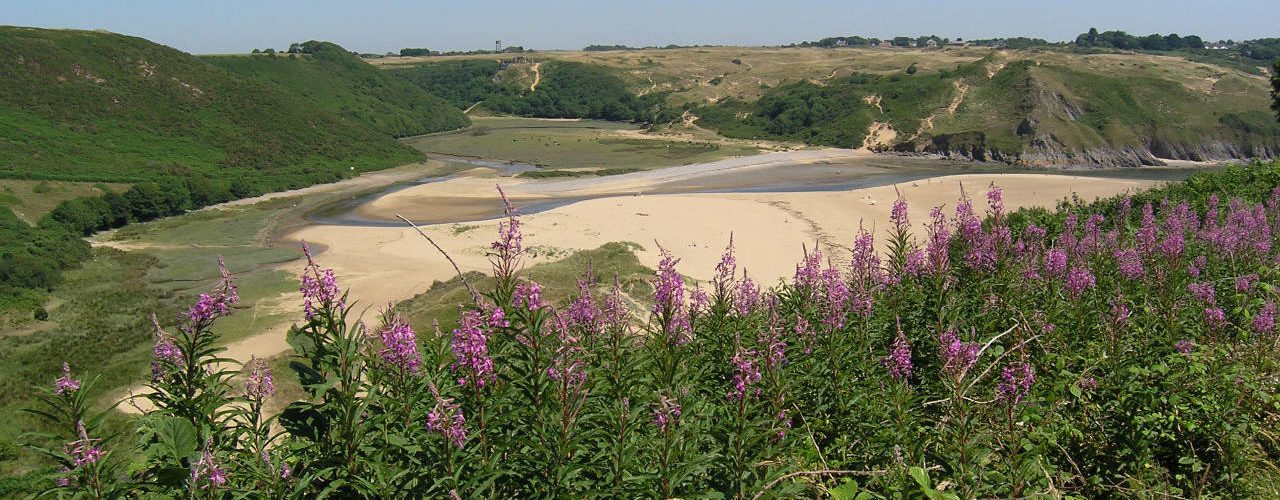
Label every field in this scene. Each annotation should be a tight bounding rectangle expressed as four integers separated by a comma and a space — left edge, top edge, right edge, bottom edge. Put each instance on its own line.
405, 116, 762, 172
0, 180, 129, 224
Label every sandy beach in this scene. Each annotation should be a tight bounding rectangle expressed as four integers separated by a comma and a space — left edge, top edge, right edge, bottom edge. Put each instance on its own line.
296, 172, 1158, 308
115, 152, 1162, 413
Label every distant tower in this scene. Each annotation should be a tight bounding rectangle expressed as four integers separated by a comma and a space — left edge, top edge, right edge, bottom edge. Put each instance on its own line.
495, 40, 502, 53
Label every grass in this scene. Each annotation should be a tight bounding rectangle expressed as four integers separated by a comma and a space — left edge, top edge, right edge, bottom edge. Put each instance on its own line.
0, 180, 130, 224
206, 41, 468, 138
0, 191, 315, 475
396, 242, 652, 332
0, 27, 428, 187
405, 116, 758, 170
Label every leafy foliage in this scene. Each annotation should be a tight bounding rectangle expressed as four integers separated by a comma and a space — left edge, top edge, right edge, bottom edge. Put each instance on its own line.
0, 27, 424, 185
16, 161, 1280, 497
395, 60, 667, 122
208, 41, 468, 138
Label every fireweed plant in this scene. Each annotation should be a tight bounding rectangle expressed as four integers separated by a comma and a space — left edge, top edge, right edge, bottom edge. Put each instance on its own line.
22, 161, 1280, 497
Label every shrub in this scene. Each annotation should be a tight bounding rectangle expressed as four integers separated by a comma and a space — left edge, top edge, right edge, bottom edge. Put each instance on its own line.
19, 161, 1280, 497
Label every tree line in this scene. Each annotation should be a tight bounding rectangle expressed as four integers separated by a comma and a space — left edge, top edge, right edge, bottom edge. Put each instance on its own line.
1074, 28, 1205, 51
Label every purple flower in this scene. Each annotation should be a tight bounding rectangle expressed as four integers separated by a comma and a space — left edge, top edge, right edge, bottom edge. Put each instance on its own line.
938, 330, 979, 381
1136, 203, 1158, 254
187, 257, 239, 324
492, 185, 523, 257
54, 362, 80, 395
244, 356, 275, 400
652, 395, 682, 432
1043, 248, 1068, 277
603, 277, 630, 331
997, 361, 1035, 405
1235, 274, 1258, 293
850, 228, 882, 296
299, 242, 343, 320
451, 309, 494, 387
514, 281, 545, 311
1114, 248, 1144, 280
881, 328, 913, 382
758, 323, 786, 370
548, 312, 588, 389
987, 184, 1005, 217
890, 196, 910, 233
1065, 265, 1096, 299
427, 382, 467, 449
905, 249, 926, 277
1078, 377, 1099, 391
925, 206, 952, 276
652, 247, 691, 345
821, 265, 851, 329
714, 236, 737, 296
1175, 339, 1195, 354
1253, 301, 1276, 335
1111, 298, 1131, 329
726, 343, 762, 401
1188, 282, 1216, 304
793, 246, 824, 296
150, 314, 183, 366
64, 421, 102, 468
1203, 307, 1227, 331
733, 274, 761, 317
190, 439, 226, 490
379, 317, 422, 374
565, 277, 601, 331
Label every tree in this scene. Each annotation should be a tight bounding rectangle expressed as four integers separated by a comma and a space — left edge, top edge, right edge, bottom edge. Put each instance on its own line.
1272, 60, 1280, 122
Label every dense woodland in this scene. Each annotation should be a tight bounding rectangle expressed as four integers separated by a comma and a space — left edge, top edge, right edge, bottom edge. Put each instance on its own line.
395, 60, 668, 122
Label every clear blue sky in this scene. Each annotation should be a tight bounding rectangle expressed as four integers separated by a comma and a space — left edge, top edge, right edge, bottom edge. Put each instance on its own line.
3, 0, 1277, 54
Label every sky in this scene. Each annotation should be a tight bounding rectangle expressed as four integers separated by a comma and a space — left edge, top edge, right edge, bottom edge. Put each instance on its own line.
3, 0, 1277, 54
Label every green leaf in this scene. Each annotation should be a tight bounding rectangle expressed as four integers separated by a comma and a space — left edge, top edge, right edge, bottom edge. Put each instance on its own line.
829, 479, 860, 500
910, 466, 931, 489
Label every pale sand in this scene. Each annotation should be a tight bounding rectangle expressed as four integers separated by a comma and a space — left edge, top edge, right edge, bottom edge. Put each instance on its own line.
299, 173, 1157, 308
117, 169, 1157, 413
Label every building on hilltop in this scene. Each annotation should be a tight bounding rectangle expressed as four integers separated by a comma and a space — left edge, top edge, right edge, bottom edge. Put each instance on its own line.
925, 39, 938, 48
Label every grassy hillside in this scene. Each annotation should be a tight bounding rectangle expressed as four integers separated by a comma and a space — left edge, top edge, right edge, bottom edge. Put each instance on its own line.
207, 41, 468, 138
393, 59, 667, 122
382, 47, 1280, 166
0, 27, 423, 187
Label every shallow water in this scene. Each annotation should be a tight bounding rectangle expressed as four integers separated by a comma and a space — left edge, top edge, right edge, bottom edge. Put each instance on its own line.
305, 154, 1207, 228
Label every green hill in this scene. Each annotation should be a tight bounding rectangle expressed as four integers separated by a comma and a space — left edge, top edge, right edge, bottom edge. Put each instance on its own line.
392, 59, 667, 122
385, 47, 1280, 167
0, 27, 429, 189
207, 41, 468, 138
696, 55, 1280, 166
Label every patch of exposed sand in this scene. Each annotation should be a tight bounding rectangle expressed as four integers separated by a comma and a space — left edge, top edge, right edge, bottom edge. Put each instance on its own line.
862, 122, 898, 150
296, 173, 1158, 306
120, 167, 1158, 414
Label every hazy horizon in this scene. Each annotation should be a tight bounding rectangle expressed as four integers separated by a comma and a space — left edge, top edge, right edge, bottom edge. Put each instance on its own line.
2, 0, 1277, 55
